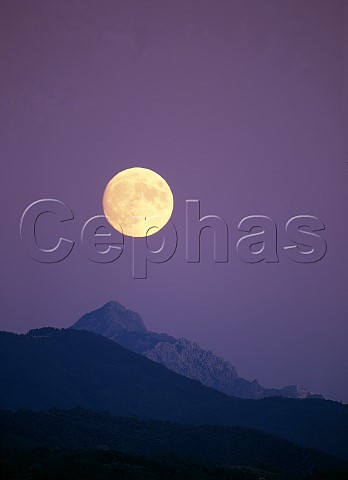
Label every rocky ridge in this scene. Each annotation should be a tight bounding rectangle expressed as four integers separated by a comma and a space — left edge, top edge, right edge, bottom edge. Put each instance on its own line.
71, 301, 322, 400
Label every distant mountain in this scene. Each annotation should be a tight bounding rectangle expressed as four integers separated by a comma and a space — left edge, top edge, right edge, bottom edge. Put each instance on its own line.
144, 337, 239, 394
74, 301, 148, 336
74, 301, 176, 354
1, 408, 347, 477
0, 327, 347, 461
72, 301, 321, 400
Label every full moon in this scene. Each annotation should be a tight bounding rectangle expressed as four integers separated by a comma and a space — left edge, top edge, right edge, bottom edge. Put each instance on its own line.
103, 167, 174, 237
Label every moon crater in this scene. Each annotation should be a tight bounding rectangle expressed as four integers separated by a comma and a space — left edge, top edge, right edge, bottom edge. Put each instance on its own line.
103, 167, 174, 237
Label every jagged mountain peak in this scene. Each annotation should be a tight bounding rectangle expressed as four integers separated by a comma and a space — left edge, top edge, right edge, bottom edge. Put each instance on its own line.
72, 301, 147, 338
70, 301, 322, 401
144, 337, 239, 390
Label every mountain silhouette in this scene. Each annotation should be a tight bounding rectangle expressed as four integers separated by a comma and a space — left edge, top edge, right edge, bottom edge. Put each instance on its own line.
72, 301, 321, 400
0, 327, 347, 461
1, 408, 347, 477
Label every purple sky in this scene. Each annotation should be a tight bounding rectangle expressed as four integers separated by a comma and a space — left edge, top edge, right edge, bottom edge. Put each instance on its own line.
1, 0, 347, 402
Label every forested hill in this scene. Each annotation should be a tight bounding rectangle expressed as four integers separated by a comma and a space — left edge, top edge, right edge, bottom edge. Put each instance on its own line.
1, 328, 348, 461
1, 408, 348, 478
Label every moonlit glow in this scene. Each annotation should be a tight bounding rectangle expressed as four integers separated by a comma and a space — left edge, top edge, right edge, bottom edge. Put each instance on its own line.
103, 167, 174, 237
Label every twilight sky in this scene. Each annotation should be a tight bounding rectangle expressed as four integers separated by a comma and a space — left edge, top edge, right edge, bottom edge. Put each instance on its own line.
1, 0, 347, 402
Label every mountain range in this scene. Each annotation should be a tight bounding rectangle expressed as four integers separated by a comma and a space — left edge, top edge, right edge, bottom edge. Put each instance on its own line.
0, 326, 347, 461
71, 301, 321, 400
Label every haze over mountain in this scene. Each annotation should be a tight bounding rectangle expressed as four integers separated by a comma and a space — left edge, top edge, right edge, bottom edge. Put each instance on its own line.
72, 301, 321, 400
0, 326, 347, 461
